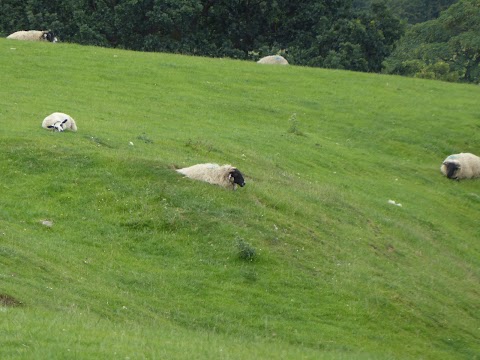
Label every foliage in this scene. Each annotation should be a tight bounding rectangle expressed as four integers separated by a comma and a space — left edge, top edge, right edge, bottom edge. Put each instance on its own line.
0, 0, 404, 73
283, 2, 404, 72
353, 0, 459, 24
383, 0, 480, 83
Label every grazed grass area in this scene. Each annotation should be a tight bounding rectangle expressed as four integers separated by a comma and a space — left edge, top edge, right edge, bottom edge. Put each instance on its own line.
0, 39, 479, 359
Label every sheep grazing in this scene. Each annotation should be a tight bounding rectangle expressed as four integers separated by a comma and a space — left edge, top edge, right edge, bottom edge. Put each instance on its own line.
176, 163, 246, 190
7, 30, 57, 43
257, 55, 289, 65
440, 153, 480, 180
42, 112, 78, 132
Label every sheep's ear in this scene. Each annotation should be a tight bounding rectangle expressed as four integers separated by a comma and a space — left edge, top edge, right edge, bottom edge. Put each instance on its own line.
62, 119, 68, 124
47, 125, 54, 128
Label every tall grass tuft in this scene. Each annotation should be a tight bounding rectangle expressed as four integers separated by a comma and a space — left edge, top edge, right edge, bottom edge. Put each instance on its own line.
287, 112, 305, 136
236, 238, 257, 261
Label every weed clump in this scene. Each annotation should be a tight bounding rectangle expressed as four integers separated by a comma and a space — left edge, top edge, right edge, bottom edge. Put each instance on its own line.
287, 113, 305, 136
236, 238, 256, 261
137, 133, 154, 144
185, 138, 216, 153
241, 268, 258, 283
86, 135, 113, 148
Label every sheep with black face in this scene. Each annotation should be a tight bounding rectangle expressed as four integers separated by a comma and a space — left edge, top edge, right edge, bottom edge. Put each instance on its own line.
440, 153, 480, 180
42, 112, 77, 132
7, 30, 57, 42
176, 163, 246, 190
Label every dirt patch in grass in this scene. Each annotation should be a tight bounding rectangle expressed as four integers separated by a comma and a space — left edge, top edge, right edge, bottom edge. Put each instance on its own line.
0, 293, 23, 307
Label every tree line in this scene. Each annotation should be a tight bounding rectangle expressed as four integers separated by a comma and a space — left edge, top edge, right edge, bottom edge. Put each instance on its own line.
385, 0, 480, 83
353, 0, 458, 24
1, 0, 478, 83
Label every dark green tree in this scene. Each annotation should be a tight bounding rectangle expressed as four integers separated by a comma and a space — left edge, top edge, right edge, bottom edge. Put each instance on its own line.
285, 1, 404, 72
383, 0, 480, 83
0, 0, 405, 74
353, 0, 458, 23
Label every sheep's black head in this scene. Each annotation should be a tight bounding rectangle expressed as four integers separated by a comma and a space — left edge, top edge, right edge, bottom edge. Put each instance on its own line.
48, 119, 68, 132
229, 168, 245, 187
43, 31, 58, 43
444, 161, 460, 179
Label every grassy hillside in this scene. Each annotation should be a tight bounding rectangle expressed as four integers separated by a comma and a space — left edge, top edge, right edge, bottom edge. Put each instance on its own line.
0, 39, 479, 359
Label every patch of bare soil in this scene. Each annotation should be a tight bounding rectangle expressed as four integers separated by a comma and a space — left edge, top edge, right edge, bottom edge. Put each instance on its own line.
0, 293, 22, 307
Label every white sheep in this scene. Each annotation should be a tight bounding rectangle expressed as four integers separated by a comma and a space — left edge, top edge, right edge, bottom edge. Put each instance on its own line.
42, 112, 78, 132
7, 30, 57, 42
176, 163, 246, 190
257, 55, 289, 65
440, 153, 480, 180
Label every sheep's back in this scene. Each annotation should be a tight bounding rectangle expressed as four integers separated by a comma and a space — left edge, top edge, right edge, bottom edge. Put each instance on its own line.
7, 30, 44, 41
459, 153, 480, 178
177, 163, 219, 181
177, 163, 234, 188
257, 55, 289, 65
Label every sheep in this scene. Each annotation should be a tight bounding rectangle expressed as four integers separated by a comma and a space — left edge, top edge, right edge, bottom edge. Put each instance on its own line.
440, 153, 480, 180
42, 112, 78, 132
257, 55, 289, 65
7, 30, 57, 43
176, 163, 246, 190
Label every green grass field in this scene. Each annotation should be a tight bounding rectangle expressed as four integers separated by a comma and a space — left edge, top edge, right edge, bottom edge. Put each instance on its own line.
0, 39, 479, 359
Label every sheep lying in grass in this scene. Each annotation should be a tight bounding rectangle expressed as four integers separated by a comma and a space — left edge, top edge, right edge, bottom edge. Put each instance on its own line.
176, 163, 246, 190
440, 153, 480, 180
7, 30, 57, 43
257, 55, 289, 65
42, 112, 77, 132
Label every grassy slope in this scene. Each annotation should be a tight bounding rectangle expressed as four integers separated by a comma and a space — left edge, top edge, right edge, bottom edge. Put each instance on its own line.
0, 39, 479, 359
